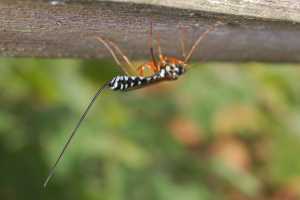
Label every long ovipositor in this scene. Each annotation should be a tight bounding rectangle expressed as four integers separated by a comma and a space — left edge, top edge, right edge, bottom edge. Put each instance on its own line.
43, 63, 185, 188
108, 63, 185, 91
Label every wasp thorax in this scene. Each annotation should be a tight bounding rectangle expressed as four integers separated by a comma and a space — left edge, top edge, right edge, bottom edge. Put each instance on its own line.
163, 63, 185, 80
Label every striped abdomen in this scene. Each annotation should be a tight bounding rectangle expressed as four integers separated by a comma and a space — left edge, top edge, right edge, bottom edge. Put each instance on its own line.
108, 64, 185, 91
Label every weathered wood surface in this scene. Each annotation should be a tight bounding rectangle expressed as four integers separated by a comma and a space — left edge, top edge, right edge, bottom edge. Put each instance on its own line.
0, 0, 300, 61
105, 0, 300, 23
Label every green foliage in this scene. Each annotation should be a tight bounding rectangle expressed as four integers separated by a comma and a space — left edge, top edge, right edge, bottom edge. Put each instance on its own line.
0, 59, 300, 200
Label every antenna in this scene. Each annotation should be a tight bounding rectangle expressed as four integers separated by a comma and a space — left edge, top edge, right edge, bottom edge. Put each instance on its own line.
43, 82, 109, 188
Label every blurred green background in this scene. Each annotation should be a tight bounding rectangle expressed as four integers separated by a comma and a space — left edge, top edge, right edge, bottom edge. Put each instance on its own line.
0, 58, 300, 200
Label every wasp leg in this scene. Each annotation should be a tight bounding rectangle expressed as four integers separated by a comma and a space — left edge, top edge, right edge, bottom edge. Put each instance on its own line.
96, 36, 138, 76
179, 24, 187, 60
96, 36, 122, 67
137, 65, 146, 77
137, 62, 158, 76
148, 20, 159, 70
184, 21, 222, 63
106, 40, 138, 76
96, 36, 135, 76
156, 32, 163, 63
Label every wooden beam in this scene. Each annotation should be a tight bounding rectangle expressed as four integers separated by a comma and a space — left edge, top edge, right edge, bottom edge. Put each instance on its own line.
112, 0, 300, 23
0, 0, 300, 62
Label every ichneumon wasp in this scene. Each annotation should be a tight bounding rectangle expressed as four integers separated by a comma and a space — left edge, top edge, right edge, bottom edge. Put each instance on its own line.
43, 21, 222, 187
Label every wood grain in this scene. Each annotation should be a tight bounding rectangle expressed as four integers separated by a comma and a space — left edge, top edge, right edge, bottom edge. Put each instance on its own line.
107, 0, 300, 23
1, 0, 300, 61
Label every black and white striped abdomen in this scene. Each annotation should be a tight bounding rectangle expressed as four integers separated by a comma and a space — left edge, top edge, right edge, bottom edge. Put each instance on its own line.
108, 75, 156, 91
108, 64, 186, 91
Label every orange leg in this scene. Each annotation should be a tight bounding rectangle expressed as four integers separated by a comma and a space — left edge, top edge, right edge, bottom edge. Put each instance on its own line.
179, 24, 187, 59
138, 21, 167, 76
137, 65, 147, 77
137, 62, 159, 76
95, 36, 138, 76
156, 32, 163, 63
105, 39, 138, 76
184, 21, 223, 63
149, 20, 158, 69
